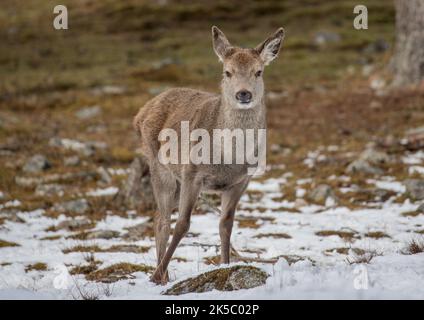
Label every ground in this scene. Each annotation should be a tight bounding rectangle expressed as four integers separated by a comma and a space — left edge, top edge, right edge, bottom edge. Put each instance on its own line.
0, 0, 423, 299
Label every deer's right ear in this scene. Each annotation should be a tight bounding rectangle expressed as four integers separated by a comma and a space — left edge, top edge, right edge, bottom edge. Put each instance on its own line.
212, 26, 231, 62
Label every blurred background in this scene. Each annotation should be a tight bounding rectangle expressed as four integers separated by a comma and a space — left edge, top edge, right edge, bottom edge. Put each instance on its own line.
1, 0, 424, 296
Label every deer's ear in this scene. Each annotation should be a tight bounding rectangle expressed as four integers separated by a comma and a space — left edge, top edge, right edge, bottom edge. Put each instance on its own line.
255, 27, 285, 65
212, 26, 231, 62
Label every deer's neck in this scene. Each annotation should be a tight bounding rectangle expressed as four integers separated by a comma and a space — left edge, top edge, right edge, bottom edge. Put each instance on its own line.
218, 96, 266, 130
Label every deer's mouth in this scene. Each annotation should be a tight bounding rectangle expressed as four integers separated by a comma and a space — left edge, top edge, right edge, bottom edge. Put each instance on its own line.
236, 101, 254, 109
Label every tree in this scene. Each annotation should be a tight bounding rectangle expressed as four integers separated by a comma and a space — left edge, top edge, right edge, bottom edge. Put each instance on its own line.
391, 0, 424, 87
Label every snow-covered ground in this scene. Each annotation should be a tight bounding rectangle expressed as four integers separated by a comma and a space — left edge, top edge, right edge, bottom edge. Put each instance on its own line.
1, 173, 423, 299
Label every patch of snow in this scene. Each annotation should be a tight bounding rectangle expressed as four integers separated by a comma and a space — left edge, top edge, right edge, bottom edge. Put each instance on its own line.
86, 187, 119, 197
409, 166, 424, 176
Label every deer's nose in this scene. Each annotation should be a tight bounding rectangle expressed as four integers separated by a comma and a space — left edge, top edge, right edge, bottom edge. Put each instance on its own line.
235, 90, 252, 104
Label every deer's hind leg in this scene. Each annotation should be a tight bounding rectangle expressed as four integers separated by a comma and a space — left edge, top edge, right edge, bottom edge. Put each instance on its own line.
149, 164, 179, 283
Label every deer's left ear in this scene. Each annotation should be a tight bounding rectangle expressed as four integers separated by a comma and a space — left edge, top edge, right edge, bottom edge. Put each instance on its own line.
255, 27, 285, 65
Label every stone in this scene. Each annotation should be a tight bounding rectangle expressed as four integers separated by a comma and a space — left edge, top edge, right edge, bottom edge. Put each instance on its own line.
75, 106, 101, 120
97, 167, 112, 185
23, 154, 51, 173
404, 179, 424, 200
359, 148, 390, 165
346, 159, 383, 175
403, 126, 424, 150
91, 85, 126, 96
417, 203, 424, 213
116, 156, 156, 212
86, 230, 120, 240
35, 184, 65, 197
163, 266, 268, 295
363, 39, 390, 54
49, 137, 96, 157
122, 219, 154, 241
64, 156, 80, 167
54, 199, 89, 214
307, 184, 337, 205
56, 218, 92, 231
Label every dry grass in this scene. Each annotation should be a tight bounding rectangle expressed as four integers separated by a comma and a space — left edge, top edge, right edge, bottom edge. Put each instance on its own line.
25, 262, 48, 272
315, 230, 358, 241
364, 231, 390, 239
346, 249, 382, 265
402, 239, 424, 255
63, 244, 150, 254
85, 263, 154, 283
254, 233, 292, 239
0, 239, 19, 248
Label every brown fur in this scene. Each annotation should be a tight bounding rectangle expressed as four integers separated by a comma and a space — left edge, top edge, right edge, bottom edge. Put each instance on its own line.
133, 26, 284, 284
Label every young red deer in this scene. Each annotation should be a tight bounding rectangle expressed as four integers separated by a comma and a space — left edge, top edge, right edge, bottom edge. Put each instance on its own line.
134, 26, 285, 284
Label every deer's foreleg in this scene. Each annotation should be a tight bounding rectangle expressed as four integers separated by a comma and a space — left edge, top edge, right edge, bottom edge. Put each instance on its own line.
219, 178, 249, 264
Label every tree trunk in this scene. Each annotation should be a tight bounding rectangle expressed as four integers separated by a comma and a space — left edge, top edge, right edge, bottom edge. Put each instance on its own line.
391, 0, 424, 87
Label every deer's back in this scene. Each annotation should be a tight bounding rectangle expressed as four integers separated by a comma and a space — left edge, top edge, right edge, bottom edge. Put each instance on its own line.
134, 88, 220, 161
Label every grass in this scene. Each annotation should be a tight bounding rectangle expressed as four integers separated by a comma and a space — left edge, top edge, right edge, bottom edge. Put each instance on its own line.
402, 239, 424, 255
254, 233, 292, 239
0, 239, 19, 248
364, 231, 390, 239
25, 262, 48, 272
85, 263, 154, 283
346, 249, 382, 265
63, 244, 150, 254
315, 230, 358, 241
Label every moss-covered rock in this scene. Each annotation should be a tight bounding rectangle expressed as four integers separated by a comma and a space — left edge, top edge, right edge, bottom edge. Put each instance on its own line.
163, 265, 268, 296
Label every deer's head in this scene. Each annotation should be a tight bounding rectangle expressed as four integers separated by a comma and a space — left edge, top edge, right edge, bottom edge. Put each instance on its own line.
212, 26, 285, 110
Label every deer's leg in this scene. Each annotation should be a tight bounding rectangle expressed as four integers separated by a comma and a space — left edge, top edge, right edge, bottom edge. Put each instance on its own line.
220, 178, 249, 264
150, 174, 199, 284
150, 166, 179, 284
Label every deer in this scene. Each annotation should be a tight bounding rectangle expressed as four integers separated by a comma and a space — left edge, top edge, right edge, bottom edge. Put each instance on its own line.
133, 26, 285, 284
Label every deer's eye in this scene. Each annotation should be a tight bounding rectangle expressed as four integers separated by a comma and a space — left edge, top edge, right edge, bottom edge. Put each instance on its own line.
255, 70, 262, 77
224, 71, 232, 78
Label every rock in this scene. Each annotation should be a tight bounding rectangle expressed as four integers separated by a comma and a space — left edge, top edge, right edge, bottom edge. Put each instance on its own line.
417, 203, 424, 213
346, 159, 384, 175
23, 154, 51, 173
363, 39, 390, 54
64, 156, 80, 167
86, 230, 120, 240
75, 106, 101, 120
404, 179, 424, 200
56, 218, 92, 231
294, 198, 308, 209
313, 31, 341, 46
54, 199, 89, 214
163, 266, 268, 295
91, 85, 126, 96
116, 156, 156, 212
122, 219, 154, 241
152, 57, 180, 70
307, 184, 337, 205
49, 137, 95, 157
403, 126, 424, 151
359, 148, 390, 165
97, 167, 112, 185
35, 184, 65, 197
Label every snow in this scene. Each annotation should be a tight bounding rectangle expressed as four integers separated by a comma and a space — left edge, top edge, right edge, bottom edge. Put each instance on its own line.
1, 173, 423, 299
409, 166, 424, 176
86, 187, 119, 197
